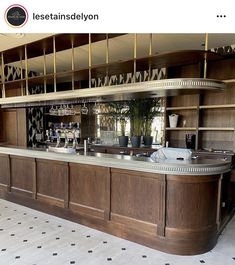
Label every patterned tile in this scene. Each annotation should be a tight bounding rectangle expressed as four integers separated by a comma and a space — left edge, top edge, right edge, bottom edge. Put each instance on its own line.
0, 198, 234, 265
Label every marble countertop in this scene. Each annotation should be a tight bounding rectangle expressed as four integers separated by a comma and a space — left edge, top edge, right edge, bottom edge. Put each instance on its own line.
0, 146, 231, 176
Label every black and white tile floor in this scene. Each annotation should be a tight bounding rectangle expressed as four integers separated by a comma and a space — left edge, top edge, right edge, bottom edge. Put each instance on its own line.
0, 198, 234, 265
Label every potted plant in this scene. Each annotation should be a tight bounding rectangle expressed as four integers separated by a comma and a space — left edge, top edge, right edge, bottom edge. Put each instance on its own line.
128, 99, 145, 148
119, 117, 128, 147
143, 98, 162, 147
109, 102, 129, 147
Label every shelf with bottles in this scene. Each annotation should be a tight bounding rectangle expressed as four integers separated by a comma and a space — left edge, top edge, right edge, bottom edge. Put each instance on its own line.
46, 121, 81, 141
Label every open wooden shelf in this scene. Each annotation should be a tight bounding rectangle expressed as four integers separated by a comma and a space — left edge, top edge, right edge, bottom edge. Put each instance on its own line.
2, 34, 126, 64
166, 127, 197, 131
199, 104, 235, 109
166, 106, 197, 110
0, 50, 224, 91
198, 127, 234, 131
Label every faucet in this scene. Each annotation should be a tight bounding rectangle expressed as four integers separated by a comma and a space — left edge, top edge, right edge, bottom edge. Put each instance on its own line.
72, 130, 78, 149
63, 130, 69, 148
63, 129, 78, 149
55, 130, 61, 148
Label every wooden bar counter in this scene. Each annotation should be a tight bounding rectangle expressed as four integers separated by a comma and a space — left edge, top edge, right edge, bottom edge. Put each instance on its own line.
0, 147, 231, 255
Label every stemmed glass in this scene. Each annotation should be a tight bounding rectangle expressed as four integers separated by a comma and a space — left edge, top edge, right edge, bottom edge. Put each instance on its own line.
49, 106, 55, 115
92, 102, 99, 115
81, 102, 88, 115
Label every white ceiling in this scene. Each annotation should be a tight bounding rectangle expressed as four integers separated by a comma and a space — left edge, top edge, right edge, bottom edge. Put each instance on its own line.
1, 33, 235, 74
0, 33, 54, 51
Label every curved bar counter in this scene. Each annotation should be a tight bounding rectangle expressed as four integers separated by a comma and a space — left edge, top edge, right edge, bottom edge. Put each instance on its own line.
0, 147, 231, 255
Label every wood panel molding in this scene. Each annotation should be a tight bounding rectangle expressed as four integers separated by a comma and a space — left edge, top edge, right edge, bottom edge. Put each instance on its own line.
10, 155, 35, 196
0, 154, 11, 192
36, 158, 68, 202
36, 193, 64, 208
69, 163, 109, 217
111, 213, 157, 235
69, 202, 105, 219
0, 153, 232, 255
157, 174, 166, 236
11, 187, 33, 197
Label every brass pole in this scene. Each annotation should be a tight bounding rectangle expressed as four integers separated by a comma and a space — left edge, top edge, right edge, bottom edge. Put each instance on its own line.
148, 33, 153, 81
1, 52, 5, 98
133, 33, 137, 83
203, 33, 209, 78
105, 33, 109, 86
20, 54, 24, 96
88, 33, 92, 88
53, 36, 57, 92
25, 45, 29, 95
43, 48, 47, 93
71, 41, 75, 90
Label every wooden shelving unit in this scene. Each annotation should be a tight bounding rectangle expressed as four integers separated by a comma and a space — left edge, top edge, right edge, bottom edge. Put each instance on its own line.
165, 68, 235, 151
166, 127, 197, 131
166, 106, 198, 111
198, 127, 234, 131
199, 104, 235, 109
0, 32, 224, 106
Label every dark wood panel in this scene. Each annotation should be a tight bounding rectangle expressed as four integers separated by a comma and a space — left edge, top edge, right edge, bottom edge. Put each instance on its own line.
0, 154, 10, 186
16, 108, 27, 147
208, 58, 235, 80
36, 159, 68, 205
111, 213, 157, 234
111, 168, 164, 225
69, 163, 110, 218
168, 63, 202, 78
0, 155, 229, 255
0, 111, 4, 142
166, 174, 219, 229
0, 108, 27, 147
10, 156, 35, 196
167, 94, 199, 108
2, 110, 17, 145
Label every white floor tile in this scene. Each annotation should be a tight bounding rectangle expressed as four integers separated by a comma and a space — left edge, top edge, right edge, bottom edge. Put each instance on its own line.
0, 198, 235, 265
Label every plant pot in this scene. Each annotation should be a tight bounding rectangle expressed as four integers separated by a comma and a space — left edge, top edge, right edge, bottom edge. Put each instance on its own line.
118, 136, 129, 147
130, 136, 141, 148
143, 136, 153, 147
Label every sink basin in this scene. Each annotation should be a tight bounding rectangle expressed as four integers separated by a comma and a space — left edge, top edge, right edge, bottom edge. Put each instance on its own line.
47, 146, 76, 154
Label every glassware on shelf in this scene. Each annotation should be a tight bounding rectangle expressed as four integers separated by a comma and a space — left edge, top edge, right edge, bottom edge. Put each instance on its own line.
49, 106, 55, 115
49, 106, 58, 115
49, 104, 79, 116
70, 105, 75, 115
92, 102, 99, 115
81, 102, 88, 115
58, 105, 63, 116
66, 104, 71, 115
